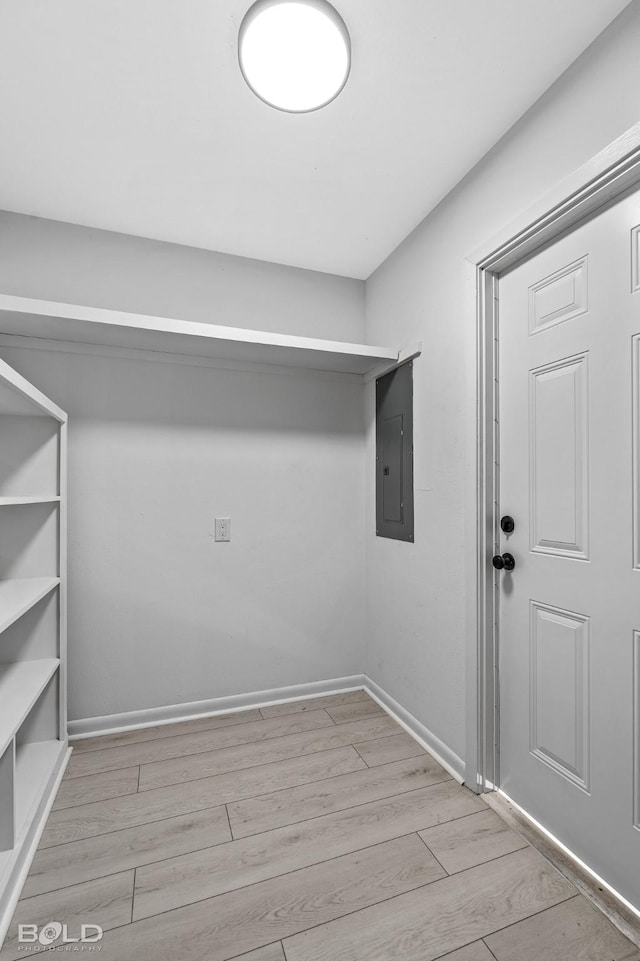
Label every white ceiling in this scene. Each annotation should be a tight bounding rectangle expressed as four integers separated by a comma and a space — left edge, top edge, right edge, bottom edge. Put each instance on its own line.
0, 0, 630, 279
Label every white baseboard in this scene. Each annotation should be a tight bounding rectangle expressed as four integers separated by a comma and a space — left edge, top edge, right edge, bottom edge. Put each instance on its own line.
68, 675, 367, 740
67, 674, 466, 787
364, 678, 465, 783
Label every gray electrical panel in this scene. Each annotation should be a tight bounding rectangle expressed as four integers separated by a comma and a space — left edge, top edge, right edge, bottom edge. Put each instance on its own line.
376, 361, 414, 542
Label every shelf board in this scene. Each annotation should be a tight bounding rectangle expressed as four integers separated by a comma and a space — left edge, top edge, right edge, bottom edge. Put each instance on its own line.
0, 578, 60, 637
0, 659, 60, 755
0, 739, 67, 892
0, 355, 66, 420
0, 496, 60, 507
0, 294, 398, 375
14, 740, 66, 838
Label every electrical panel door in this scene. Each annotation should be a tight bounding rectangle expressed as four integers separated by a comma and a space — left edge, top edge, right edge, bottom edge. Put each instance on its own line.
376, 361, 414, 541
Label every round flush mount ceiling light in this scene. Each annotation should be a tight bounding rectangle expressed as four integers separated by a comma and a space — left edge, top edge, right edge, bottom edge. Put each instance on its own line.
239, 0, 351, 113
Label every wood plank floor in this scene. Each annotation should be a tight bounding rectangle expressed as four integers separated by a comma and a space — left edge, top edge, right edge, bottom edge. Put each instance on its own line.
2, 691, 639, 961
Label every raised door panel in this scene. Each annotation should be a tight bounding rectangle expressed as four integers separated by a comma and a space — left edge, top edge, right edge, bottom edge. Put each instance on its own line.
529, 354, 589, 559
529, 601, 590, 792
633, 336, 640, 570
528, 257, 588, 335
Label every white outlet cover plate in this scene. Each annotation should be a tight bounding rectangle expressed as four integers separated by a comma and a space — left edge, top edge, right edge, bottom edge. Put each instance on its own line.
215, 517, 231, 542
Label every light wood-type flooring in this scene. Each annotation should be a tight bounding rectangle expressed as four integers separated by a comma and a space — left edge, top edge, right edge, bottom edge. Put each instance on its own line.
2, 691, 639, 960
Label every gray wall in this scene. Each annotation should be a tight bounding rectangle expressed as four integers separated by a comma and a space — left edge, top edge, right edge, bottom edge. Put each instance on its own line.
1, 344, 365, 721
0, 212, 365, 342
0, 219, 367, 722
364, 2, 640, 764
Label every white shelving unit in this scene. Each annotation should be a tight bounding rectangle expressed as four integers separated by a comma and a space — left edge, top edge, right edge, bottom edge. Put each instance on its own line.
0, 579, 61, 636
0, 357, 68, 944
0, 294, 406, 948
0, 497, 61, 507
0, 294, 398, 375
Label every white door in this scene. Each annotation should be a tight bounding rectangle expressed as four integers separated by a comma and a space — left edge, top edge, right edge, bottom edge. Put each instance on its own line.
498, 187, 640, 909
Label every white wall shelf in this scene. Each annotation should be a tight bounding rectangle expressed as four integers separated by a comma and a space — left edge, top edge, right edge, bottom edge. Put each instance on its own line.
0, 659, 60, 756
13, 740, 67, 838
0, 357, 68, 948
0, 497, 61, 507
0, 739, 67, 924
0, 578, 60, 637
0, 294, 398, 375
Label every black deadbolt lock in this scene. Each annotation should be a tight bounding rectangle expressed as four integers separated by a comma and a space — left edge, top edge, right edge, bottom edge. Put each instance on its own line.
383, 466, 390, 475
500, 515, 515, 533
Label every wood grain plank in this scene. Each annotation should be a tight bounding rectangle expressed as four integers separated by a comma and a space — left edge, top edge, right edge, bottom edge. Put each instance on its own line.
1, 872, 134, 960
103, 834, 445, 961
260, 692, 369, 719
433, 945, 496, 961
482, 792, 640, 950
228, 755, 451, 838
282, 847, 577, 961
353, 733, 426, 767
419, 810, 527, 875
324, 701, 385, 724
231, 946, 285, 961
52, 767, 140, 810
71, 709, 264, 753
133, 779, 483, 920
138, 714, 401, 792
41, 748, 365, 847
485, 896, 640, 961
22, 807, 231, 899
65, 710, 335, 779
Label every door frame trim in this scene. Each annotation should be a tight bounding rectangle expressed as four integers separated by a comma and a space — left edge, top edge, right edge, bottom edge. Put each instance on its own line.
465, 120, 640, 793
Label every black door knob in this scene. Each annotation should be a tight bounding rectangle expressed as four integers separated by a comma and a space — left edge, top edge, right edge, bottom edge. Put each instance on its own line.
492, 552, 516, 572
500, 515, 515, 533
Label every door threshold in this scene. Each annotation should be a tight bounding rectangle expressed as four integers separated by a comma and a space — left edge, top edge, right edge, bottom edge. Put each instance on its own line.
483, 791, 640, 950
